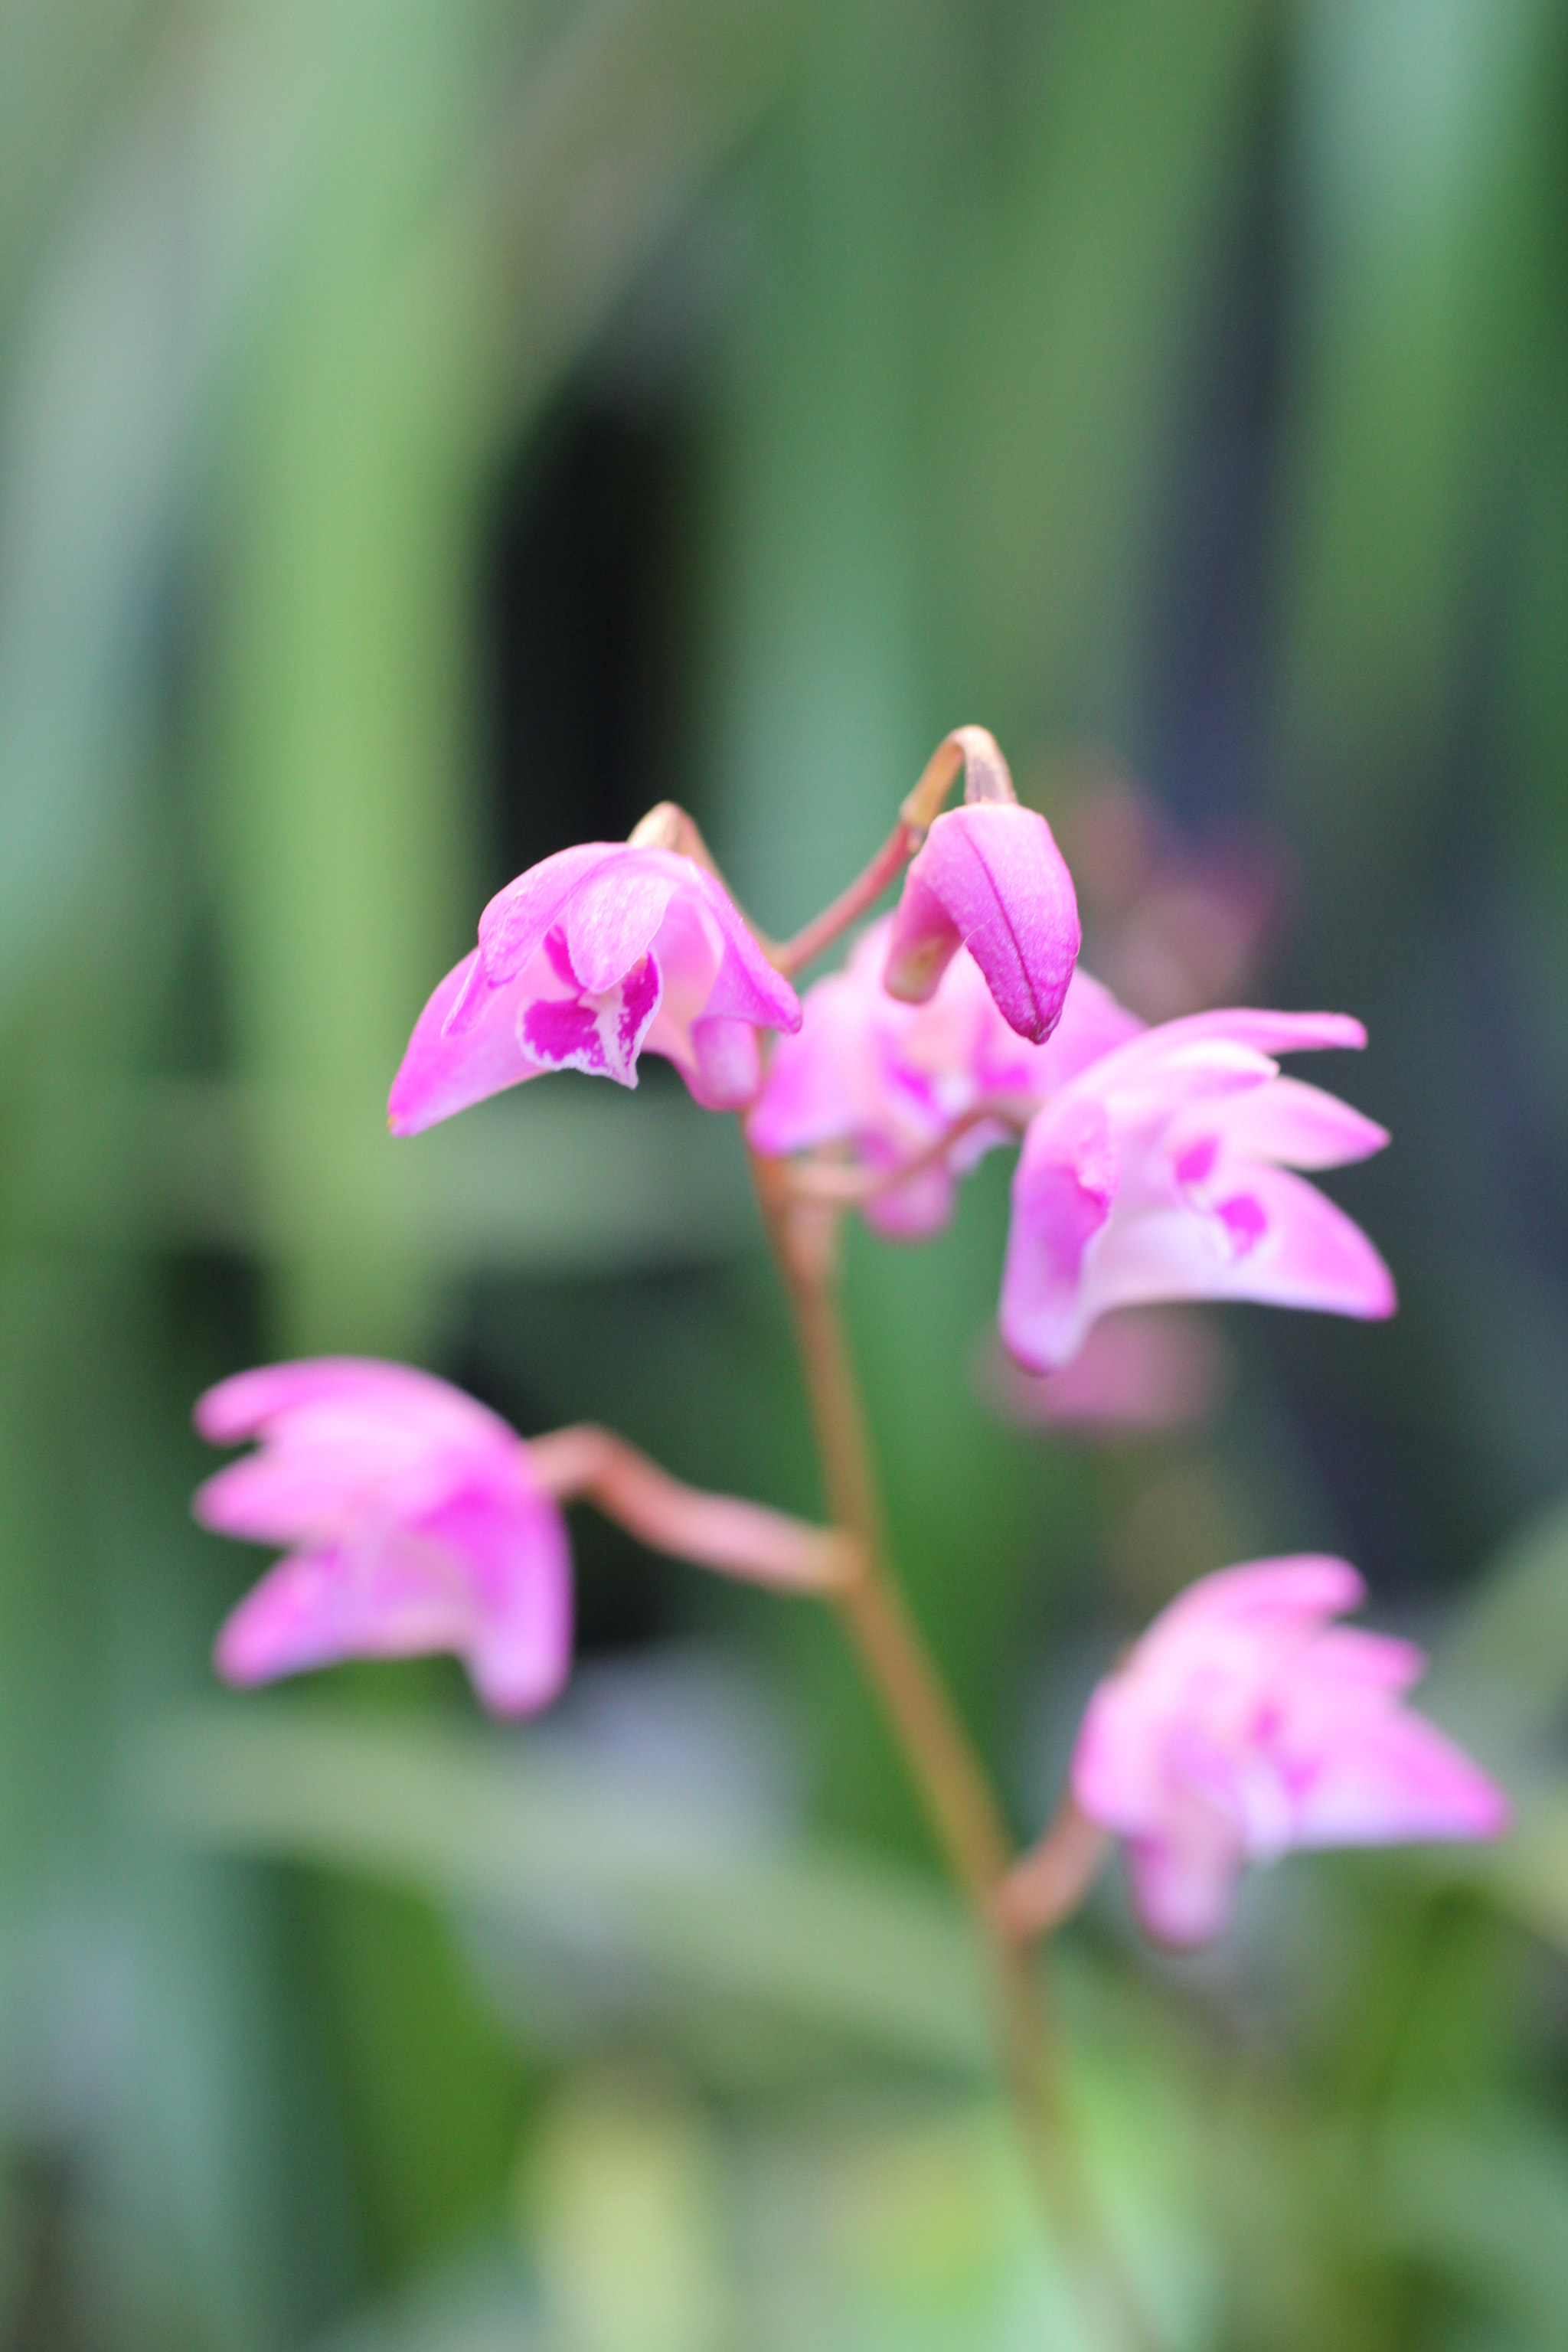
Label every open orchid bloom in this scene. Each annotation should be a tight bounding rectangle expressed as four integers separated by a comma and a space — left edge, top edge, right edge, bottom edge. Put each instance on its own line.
748, 916, 1140, 1236
882, 801, 1082, 1044
1070, 1556, 1511, 1948
194, 1359, 572, 1715
389, 841, 801, 1135
1001, 1008, 1396, 1371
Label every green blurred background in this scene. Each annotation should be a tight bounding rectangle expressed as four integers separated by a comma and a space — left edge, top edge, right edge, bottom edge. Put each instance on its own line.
4, 2, 1568, 2344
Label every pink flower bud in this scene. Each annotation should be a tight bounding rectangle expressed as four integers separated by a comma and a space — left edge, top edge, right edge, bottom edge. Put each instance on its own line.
194, 1359, 572, 1715
1070, 1557, 1511, 1948
882, 803, 1081, 1045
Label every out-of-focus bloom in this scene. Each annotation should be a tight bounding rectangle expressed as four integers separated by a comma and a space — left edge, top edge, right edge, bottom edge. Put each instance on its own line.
1001, 1009, 1395, 1371
194, 1359, 571, 1715
978, 1307, 1230, 1436
747, 916, 1140, 1237
1072, 1556, 1511, 1947
1059, 769, 1283, 1023
882, 802, 1081, 1044
389, 843, 800, 1135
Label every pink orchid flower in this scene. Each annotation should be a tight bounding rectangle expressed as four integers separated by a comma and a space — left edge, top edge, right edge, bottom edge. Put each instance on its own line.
194, 1359, 571, 1715
882, 801, 1082, 1044
1001, 1008, 1396, 1371
1072, 1556, 1511, 1948
748, 916, 1141, 1237
389, 841, 801, 1135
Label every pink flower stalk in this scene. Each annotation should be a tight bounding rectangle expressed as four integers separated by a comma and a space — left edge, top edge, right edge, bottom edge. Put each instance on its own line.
1071, 1557, 1511, 1947
1001, 1008, 1396, 1371
882, 802, 1082, 1044
194, 1359, 571, 1715
389, 842, 801, 1135
748, 915, 1140, 1237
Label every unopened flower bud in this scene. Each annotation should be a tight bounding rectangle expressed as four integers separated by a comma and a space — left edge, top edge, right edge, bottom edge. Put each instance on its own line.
882, 803, 1081, 1045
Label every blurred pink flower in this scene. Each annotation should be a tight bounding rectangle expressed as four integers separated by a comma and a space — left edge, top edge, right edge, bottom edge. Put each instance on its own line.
747, 916, 1139, 1236
1001, 1009, 1395, 1371
979, 1307, 1230, 1436
194, 1359, 571, 1715
1072, 1556, 1511, 1948
882, 802, 1081, 1043
389, 842, 800, 1135
1058, 769, 1285, 1022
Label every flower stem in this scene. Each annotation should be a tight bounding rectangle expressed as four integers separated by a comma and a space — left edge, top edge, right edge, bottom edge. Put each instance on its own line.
769, 725, 1019, 978
528, 1422, 854, 1592
746, 1146, 1152, 2352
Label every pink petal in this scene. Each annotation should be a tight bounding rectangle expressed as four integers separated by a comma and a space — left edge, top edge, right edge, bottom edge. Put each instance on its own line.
194, 1435, 418, 1545
388, 949, 549, 1136
193, 1357, 506, 1448
746, 972, 887, 1155
1071, 1674, 1166, 1831
563, 862, 676, 995
1098, 1008, 1367, 1073
1093, 1161, 1396, 1325
1122, 1811, 1245, 1949
998, 1099, 1120, 1370
884, 804, 1081, 1044
1290, 1624, 1427, 1699
1088, 1038, 1280, 1125
212, 1489, 573, 1718
214, 1536, 482, 1684
520, 949, 662, 1087
473, 843, 620, 988
1197, 1075, 1389, 1170
1147, 1556, 1367, 1651
861, 1157, 962, 1240
685, 865, 802, 1033
1285, 1707, 1511, 1848
683, 1014, 763, 1111
1022, 967, 1145, 1087
429, 1488, 574, 1715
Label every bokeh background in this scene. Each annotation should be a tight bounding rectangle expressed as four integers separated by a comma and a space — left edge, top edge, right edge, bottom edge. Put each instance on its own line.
4, 2, 1568, 2345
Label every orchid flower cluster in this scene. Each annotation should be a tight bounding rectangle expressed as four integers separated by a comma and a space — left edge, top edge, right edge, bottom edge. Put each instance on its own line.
195, 730, 1505, 1975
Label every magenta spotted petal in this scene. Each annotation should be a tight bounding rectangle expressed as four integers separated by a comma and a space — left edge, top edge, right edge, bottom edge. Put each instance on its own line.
194, 1358, 572, 1716
389, 842, 800, 1135
1000, 1008, 1396, 1371
1070, 1556, 1511, 1948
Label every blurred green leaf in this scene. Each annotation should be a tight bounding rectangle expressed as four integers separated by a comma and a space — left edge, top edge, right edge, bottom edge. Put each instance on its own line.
138, 1701, 992, 2076
1379, 2106, 1568, 2350
1422, 1490, 1568, 1770
12, 1074, 753, 1272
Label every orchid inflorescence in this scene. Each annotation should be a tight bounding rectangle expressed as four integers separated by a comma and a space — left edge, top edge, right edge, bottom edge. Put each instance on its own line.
194, 727, 1505, 2335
